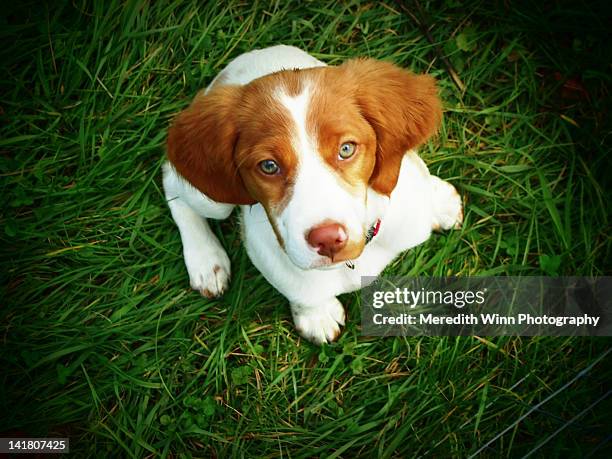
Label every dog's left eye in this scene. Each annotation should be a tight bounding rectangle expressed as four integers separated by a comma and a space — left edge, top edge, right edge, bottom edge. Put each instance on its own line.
338, 142, 356, 160
259, 159, 280, 175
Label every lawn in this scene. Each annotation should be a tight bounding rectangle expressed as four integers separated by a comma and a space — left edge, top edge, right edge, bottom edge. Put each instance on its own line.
1, 0, 611, 457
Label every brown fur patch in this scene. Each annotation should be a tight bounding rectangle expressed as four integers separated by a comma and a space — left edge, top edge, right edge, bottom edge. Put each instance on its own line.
166, 75, 301, 209
167, 86, 255, 204
335, 59, 442, 195
303, 69, 377, 198
332, 238, 367, 263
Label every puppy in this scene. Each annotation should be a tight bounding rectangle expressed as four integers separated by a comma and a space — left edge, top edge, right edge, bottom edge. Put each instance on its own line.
163, 45, 462, 344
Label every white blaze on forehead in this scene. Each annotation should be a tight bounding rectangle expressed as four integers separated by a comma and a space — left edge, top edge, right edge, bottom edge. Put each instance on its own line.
273, 83, 367, 269
275, 83, 315, 154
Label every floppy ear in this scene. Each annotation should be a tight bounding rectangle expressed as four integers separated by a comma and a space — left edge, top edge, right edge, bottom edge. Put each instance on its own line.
340, 58, 442, 195
166, 86, 256, 205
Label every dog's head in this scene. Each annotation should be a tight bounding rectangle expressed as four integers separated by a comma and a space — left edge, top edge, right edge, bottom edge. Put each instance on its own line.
167, 58, 441, 269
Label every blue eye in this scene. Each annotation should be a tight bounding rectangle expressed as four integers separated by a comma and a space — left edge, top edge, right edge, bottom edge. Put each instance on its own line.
339, 142, 356, 159
259, 159, 280, 175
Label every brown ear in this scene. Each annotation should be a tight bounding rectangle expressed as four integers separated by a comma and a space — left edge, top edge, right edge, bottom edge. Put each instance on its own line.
340, 58, 442, 195
166, 86, 256, 205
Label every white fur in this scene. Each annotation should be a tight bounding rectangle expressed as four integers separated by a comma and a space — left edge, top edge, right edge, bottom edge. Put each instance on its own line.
208, 45, 325, 89
275, 85, 368, 269
163, 45, 462, 344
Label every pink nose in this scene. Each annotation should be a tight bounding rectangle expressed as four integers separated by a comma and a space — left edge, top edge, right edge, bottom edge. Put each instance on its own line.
306, 223, 348, 259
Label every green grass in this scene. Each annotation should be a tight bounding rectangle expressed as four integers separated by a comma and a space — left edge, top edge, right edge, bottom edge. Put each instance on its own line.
1, 0, 611, 457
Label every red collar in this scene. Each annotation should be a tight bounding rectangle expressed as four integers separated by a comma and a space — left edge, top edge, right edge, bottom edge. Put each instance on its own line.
345, 219, 381, 270
365, 219, 381, 245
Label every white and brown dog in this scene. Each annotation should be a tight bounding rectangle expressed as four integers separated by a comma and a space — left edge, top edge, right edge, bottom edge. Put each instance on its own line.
163, 45, 462, 344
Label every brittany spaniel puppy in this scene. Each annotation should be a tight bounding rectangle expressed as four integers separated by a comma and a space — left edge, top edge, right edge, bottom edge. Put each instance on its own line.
163, 45, 462, 344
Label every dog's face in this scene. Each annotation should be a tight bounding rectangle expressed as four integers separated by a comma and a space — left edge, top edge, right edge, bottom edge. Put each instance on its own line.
167, 59, 441, 269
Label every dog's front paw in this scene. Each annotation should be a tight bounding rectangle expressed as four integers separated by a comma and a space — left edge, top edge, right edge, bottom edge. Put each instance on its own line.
291, 298, 346, 344
184, 245, 231, 298
430, 176, 463, 230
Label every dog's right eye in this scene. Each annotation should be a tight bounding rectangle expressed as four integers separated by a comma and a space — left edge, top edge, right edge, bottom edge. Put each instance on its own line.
338, 141, 357, 160
258, 159, 280, 175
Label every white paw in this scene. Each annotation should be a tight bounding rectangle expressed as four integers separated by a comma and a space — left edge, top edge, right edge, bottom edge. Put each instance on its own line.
431, 176, 463, 230
184, 245, 231, 298
291, 298, 346, 344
